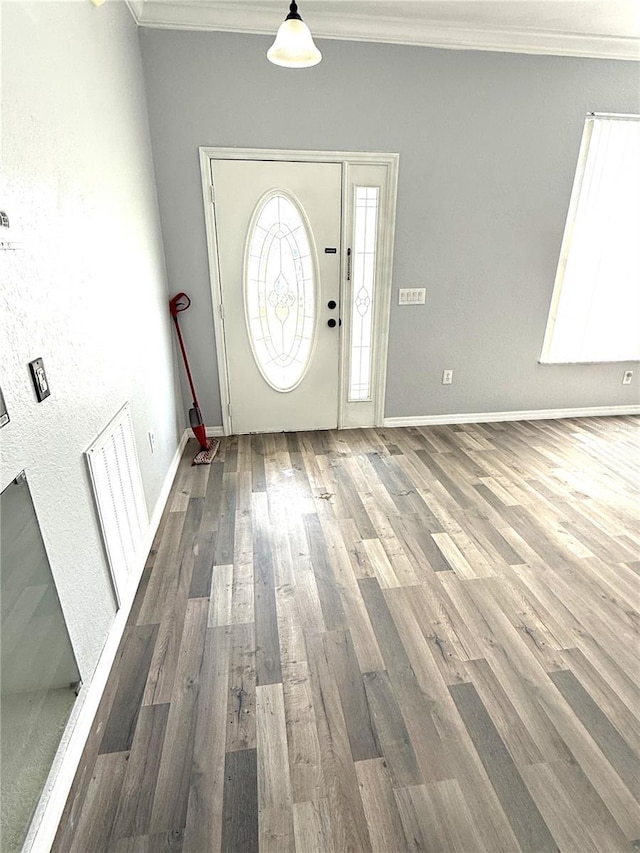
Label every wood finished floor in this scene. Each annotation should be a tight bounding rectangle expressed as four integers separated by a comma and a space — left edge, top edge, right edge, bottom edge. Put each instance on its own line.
53, 417, 640, 853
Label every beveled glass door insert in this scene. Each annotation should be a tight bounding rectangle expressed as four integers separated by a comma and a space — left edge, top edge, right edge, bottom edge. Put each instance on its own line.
349, 186, 379, 401
245, 191, 317, 392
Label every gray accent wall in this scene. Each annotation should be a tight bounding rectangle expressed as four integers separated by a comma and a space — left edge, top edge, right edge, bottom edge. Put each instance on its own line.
139, 29, 640, 423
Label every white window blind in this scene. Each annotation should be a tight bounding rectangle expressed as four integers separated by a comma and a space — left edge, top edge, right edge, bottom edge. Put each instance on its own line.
541, 114, 640, 363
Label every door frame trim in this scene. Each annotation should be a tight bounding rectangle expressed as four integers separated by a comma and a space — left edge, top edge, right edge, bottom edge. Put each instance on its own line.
199, 147, 399, 435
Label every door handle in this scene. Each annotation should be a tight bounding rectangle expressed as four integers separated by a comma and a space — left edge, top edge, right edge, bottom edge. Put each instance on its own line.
327, 318, 342, 328
327, 300, 337, 310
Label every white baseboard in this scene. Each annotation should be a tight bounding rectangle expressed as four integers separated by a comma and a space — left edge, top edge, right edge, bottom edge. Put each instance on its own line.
142, 430, 190, 559
177, 426, 225, 450
26, 431, 188, 853
181, 426, 225, 441
383, 404, 640, 428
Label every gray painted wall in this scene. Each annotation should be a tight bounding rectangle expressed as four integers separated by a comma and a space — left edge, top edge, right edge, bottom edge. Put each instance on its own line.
2, 1, 182, 678
139, 29, 640, 423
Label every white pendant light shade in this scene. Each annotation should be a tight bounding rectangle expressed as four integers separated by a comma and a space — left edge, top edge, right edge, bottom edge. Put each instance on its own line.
267, 2, 322, 68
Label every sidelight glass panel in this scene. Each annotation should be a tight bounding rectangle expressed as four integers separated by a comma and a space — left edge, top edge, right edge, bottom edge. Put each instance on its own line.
349, 186, 379, 401
1, 473, 80, 853
245, 191, 316, 392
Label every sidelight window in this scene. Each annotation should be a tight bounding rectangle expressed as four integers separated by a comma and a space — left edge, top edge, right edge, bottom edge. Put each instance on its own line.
349, 187, 379, 401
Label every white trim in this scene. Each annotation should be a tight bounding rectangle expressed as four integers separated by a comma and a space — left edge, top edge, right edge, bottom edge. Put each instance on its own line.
199, 148, 398, 436
374, 164, 397, 428
384, 405, 640, 428
340, 162, 398, 429
201, 147, 399, 166
124, 0, 144, 24
591, 112, 640, 121
133, 2, 640, 62
199, 149, 233, 437
205, 425, 225, 438
24, 431, 188, 853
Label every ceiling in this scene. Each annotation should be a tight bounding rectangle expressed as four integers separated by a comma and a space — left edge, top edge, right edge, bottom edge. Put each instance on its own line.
127, 0, 640, 60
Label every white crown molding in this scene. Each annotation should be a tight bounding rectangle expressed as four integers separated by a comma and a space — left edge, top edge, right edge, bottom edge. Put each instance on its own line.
125, 0, 145, 23
383, 404, 640, 428
131, 1, 640, 61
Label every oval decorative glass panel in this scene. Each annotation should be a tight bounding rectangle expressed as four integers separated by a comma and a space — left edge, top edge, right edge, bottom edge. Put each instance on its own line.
245, 192, 316, 392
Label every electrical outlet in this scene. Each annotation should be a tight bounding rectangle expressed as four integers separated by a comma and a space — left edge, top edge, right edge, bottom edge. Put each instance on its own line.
442, 369, 453, 385
148, 431, 156, 453
622, 370, 633, 385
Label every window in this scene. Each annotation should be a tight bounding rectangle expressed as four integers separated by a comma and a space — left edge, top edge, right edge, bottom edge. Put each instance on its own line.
244, 192, 316, 392
349, 187, 379, 400
541, 114, 640, 363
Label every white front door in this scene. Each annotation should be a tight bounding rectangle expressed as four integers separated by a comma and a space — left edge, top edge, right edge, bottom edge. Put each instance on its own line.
211, 160, 342, 434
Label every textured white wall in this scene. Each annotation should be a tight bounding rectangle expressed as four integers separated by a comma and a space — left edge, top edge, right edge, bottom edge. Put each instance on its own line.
140, 29, 640, 422
1, 1, 181, 679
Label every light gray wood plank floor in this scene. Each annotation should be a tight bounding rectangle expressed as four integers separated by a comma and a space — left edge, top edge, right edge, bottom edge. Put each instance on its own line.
53, 416, 640, 852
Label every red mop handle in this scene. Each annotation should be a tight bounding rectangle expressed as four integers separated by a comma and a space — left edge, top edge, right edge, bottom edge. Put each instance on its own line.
169, 292, 191, 318
169, 293, 200, 407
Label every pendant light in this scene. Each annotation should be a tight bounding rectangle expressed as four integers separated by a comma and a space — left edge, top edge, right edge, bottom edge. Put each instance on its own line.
267, 1, 322, 68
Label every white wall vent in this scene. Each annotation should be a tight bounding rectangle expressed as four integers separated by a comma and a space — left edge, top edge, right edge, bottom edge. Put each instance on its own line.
85, 403, 148, 606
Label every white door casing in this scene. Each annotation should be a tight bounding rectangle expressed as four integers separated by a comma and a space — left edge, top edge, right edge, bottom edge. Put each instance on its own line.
200, 148, 399, 435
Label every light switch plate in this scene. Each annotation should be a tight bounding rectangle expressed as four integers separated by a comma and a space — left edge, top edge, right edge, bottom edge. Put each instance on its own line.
0, 386, 9, 428
28, 358, 51, 402
399, 288, 426, 305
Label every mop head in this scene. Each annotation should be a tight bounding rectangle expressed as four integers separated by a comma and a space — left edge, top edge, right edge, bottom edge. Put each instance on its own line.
192, 437, 220, 466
